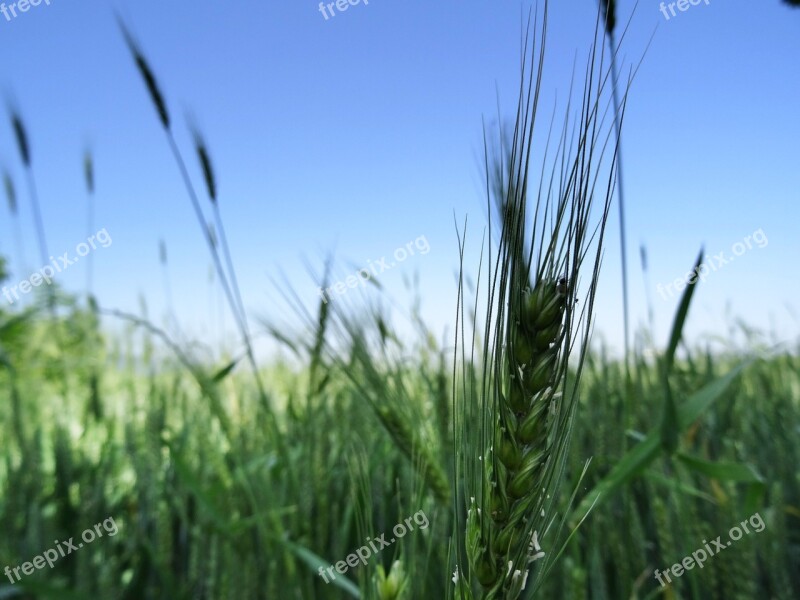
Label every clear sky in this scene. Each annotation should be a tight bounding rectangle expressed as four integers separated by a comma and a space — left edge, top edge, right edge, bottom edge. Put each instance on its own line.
1, 0, 798, 361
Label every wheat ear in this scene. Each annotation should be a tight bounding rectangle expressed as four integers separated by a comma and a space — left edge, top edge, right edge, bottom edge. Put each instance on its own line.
454, 4, 624, 598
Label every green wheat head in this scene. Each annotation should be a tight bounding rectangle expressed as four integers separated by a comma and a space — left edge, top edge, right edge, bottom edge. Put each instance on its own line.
452, 4, 626, 598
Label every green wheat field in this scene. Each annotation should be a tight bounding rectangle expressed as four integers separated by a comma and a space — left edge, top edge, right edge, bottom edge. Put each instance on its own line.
1, 2, 798, 599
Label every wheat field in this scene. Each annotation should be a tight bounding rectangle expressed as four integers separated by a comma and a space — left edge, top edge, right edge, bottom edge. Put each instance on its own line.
1, 1, 798, 599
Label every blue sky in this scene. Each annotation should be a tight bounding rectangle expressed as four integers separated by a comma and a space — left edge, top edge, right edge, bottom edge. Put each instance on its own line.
0, 0, 798, 360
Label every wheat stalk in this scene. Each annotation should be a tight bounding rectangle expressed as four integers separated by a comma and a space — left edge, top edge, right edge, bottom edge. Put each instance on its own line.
8, 110, 49, 273
599, 0, 631, 392
84, 148, 95, 299
2, 168, 28, 282
453, 4, 626, 598
6, 107, 75, 407
190, 126, 251, 344
117, 18, 273, 416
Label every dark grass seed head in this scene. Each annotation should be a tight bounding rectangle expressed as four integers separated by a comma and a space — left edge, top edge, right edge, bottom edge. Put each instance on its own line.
10, 113, 30, 167
134, 55, 170, 130
84, 150, 94, 194
119, 20, 171, 130
192, 130, 217, 202
600, 0, 616, 35
3, 170, 16, 215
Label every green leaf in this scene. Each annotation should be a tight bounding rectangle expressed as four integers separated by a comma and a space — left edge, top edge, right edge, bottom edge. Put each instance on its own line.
570, 429, 661, 527
212, 358, 239, 383
660, 248, 704, 454
659, 383, 680, 455
570, 361, 748, 526
664, 248, 704, 372
677, 452, 766, 513
677, 362, 749, 429
276, 538, 361, 598
676, 453, 764, 483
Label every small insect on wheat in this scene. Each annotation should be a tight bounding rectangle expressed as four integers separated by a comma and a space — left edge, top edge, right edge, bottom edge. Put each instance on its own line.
555, 276, 567, 298
555, 276, 578, 306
